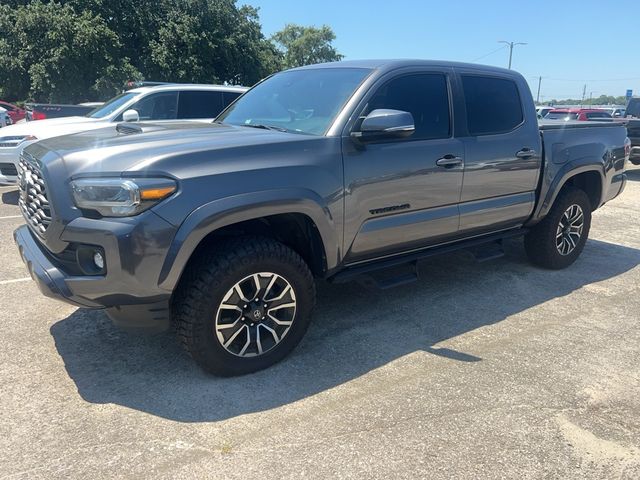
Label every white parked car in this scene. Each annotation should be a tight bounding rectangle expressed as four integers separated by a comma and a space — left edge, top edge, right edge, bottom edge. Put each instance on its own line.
602, 107, 626, 118
0, 84, 247, 184
536, 106, 555, 118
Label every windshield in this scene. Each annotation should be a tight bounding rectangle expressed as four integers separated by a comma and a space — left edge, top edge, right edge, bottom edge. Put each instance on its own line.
545, 112, 578, 120
86, 92, 138, 119
217, 68, 372, 135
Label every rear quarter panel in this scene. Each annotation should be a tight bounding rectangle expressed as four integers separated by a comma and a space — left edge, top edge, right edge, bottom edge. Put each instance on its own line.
529, 122, 627, 223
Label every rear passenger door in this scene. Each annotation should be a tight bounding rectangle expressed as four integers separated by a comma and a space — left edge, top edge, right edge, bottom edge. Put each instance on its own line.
456, 72, 542, 234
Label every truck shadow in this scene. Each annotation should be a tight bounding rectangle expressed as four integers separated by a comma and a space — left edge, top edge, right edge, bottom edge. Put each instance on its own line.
50, 238, 640, 422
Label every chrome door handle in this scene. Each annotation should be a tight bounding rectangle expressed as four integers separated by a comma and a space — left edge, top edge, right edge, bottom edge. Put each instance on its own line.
516, 148, 537, 158
436, 155, 463, 167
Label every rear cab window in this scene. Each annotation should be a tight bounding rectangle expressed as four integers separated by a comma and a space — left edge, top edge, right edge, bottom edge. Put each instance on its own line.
461, 75, 523, 135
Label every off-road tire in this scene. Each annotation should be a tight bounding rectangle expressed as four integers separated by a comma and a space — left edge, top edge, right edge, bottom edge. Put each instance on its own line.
172, 236, 316, 376
524, 186, 592, 269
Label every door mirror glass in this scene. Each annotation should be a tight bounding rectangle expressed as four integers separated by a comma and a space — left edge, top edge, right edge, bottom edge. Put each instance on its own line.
122, 109, 139, 122
352, 109, 415, 142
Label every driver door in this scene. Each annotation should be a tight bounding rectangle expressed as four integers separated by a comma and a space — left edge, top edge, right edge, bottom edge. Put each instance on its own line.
342, 70, 464, 263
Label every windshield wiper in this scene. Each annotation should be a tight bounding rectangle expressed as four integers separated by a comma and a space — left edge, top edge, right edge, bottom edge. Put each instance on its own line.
239, 123, 291, 133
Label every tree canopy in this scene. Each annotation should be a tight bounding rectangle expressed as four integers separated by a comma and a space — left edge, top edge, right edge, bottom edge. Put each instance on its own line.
272, 24, 343, 69
0, 1, 342, 103
542, 94, 629, 106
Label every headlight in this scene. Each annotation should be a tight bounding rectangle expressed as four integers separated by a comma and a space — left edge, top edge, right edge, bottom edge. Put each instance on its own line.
70, 178, 176, 217
0, 135, 37, 147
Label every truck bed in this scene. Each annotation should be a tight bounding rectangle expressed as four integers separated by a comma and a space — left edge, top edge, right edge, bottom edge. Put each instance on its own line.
538, 120, 623, 130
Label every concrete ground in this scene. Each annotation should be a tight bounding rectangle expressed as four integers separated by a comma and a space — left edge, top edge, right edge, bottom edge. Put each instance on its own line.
0, 170, 639, 479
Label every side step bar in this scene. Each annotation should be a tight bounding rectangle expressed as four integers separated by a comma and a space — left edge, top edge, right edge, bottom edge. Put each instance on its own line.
329, 228, 526, 287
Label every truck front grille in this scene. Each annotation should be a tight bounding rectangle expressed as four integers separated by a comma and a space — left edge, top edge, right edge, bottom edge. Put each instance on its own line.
17, 154, 52, 236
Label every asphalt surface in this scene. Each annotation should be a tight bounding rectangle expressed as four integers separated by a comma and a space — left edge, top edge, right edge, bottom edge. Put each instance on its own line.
1, 170, 639, 479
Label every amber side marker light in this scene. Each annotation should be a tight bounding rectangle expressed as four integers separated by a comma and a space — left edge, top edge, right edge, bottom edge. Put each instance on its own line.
140, 186, 176, 200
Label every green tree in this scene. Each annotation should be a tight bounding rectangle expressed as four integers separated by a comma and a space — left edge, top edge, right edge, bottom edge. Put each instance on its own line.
271, 24, 343, 68
147, 1, 281, 85
0, 1, 139, 102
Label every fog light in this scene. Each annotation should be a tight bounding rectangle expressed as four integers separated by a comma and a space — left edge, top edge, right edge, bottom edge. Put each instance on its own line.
93, 251, 104, 269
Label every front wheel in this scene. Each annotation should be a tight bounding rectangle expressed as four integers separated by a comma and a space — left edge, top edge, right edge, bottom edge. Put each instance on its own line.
524, 187, 592, 269
172, 236, 316, 376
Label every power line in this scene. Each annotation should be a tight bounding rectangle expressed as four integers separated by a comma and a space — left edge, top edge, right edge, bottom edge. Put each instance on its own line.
523, 74, 640, 83
470, 45, 508, 63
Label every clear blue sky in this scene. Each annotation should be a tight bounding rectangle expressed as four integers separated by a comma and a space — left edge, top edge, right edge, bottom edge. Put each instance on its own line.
244, 0, 639, 102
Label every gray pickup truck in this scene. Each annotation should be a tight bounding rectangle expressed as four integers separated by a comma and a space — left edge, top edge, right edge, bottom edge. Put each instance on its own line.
14, 60, 629, 376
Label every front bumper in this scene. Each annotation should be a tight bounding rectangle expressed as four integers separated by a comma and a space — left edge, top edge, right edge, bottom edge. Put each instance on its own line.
14, 219, 175, 332
14, 224, 99, 307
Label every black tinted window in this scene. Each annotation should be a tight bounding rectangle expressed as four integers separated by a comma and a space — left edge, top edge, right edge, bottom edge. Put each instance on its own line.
123, 92, 178, 121
462, 75, 523, 135
177, 91, 224, 119
366, 74, 450, 140
586, 112, 611, 119
223, 91, 242, 107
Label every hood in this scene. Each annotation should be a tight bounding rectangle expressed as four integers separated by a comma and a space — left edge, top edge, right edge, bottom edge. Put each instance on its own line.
28, 122, 316, 177
0, 116, 103, 140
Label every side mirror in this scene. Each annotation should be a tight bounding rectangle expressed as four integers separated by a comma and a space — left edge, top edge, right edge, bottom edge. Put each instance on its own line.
122, 109, 139, 122
351, 109, 415, 143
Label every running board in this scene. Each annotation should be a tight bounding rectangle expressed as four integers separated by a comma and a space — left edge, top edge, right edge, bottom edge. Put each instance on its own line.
468, 240, 505, 262
330, 229, 525, 286
357, 262, 419, 290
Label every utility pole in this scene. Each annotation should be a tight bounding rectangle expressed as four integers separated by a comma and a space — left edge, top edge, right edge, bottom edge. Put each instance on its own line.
536, 76, 542, 104
498, 40, 527, 69
581, 84, 587, 107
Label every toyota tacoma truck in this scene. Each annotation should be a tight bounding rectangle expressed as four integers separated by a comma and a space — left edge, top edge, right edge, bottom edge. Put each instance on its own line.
14, 60, 629, 376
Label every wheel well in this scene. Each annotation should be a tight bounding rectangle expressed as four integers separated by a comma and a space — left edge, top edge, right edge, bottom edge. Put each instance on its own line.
562, 171, 602, 210
189, 213, 328, 277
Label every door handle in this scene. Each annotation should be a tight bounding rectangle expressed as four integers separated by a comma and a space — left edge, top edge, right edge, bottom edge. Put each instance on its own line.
436, 155, 463, 167
516, 148, 537, 159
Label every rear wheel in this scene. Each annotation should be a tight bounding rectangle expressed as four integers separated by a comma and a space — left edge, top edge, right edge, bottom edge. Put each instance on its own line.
524, 187, 592, 269
173, 236, 316, 376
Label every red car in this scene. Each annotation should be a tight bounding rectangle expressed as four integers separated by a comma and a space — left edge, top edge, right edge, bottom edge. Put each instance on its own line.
544, 108, 612, 121
0, 101, 26, 123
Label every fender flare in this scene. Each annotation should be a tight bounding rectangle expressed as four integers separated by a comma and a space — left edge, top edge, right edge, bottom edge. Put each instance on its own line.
158, 188, 339, 291
528, 162, 605, 225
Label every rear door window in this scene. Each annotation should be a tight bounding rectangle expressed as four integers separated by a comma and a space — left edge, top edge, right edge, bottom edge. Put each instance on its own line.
177, 91, 225, 119
461, 75, 523, 135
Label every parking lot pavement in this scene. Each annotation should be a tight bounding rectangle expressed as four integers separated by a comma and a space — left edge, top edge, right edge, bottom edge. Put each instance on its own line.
0, 171, 639, 479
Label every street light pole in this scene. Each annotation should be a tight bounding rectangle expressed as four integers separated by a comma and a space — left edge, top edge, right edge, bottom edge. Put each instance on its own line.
498, 41, 527, 69
536, 76, 542, 104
